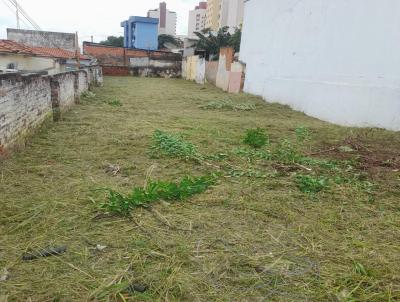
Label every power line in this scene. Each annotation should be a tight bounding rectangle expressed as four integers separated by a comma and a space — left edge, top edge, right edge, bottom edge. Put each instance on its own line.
7, 0, 41, 30
1, 0, 32, 29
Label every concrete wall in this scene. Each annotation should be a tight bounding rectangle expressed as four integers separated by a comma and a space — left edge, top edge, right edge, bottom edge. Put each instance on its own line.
0, 66, 103, 153
7, 28, 76, 52
83, 43, 182, 77
240, 0, 400, 131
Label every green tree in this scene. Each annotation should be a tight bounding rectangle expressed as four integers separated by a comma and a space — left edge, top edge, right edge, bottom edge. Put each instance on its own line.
158, 34, 183, 49
99, 36, 124, 47
194, 27, 231, 58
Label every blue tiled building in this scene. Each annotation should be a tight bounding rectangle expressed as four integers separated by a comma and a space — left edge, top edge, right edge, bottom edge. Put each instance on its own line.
121, 17, 159, 50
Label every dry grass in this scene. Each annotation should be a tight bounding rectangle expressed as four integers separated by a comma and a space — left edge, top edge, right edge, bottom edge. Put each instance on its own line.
0, 77, 399, 301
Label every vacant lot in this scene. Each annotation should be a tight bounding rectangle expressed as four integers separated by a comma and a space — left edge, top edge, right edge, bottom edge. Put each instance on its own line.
1, 77, 399, 301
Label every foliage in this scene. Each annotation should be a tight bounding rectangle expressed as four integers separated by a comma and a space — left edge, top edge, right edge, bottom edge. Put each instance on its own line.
243, 128, 269, 149
150, 130, 202, 161
295, 126, 312, 143
99, 36, 124, 47
229, 27, 242, 53
158, 34, 183, 49
194, 26, 241, 57
200, 100, 256, 111
101, 175, 217, 215
295, 174, 329, 193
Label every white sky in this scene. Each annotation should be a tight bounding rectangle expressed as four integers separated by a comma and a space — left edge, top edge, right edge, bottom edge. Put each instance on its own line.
0, 0, 200, 41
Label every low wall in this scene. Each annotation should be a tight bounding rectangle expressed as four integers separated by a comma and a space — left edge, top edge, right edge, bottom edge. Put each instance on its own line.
0, 65, 103, 153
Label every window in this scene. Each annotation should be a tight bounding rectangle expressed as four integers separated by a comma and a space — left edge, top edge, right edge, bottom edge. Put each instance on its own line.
6, 63, 16, 69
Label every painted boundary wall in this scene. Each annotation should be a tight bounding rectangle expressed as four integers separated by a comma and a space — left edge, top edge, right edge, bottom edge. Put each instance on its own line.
0, 66, 103, 153
240, 0, 400, 131
182, 47, 244, 93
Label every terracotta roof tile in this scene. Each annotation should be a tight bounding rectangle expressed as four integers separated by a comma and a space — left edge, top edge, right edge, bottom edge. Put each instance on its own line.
0, 39, 90, 60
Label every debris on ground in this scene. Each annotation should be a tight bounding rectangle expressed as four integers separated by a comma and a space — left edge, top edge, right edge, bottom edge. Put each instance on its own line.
22, 246, 67, 261
126, 283, 148, 293
95, 244, 107, 251
104, 163, 121, 176
0, 268, 9, 282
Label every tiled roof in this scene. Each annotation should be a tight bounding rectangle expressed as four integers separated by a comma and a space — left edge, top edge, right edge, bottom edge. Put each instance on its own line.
0, 39, 90, 60
0, 40, 35, 55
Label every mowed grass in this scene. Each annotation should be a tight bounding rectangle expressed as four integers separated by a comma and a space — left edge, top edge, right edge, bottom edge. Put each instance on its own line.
0, 77, 399, 302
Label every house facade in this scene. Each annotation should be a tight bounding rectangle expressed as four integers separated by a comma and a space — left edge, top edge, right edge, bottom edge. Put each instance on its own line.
240, 0, 400, 131
0, 40, 91, 75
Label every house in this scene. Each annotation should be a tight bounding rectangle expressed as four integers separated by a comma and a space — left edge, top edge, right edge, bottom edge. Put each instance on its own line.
0, 40, 92, 75
121, 17, 159, 50
240, 0, 400, 131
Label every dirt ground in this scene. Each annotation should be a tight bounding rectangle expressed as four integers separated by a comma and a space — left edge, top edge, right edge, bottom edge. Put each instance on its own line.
0, 77, 399, 301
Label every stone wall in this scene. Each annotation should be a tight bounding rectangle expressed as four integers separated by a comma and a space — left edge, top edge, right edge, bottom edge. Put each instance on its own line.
0, 66, 103, 153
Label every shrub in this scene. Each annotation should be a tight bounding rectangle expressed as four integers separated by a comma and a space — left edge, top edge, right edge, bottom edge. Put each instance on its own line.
243, 128, 269, 149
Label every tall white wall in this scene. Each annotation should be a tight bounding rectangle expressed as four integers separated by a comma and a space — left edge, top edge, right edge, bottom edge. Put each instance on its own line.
240, 0, 400, 131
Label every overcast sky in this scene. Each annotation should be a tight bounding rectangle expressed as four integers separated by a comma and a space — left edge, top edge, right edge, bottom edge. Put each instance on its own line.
0, 0, 200, 41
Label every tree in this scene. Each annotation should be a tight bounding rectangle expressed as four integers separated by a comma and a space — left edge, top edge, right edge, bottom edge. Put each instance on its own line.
194, 26, 242, 58
99, 36, 124, 47
229, 27, 242, 53
158, 34, 183, 49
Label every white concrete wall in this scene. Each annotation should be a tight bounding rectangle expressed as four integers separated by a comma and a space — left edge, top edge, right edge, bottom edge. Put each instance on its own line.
240, 0, 400, 131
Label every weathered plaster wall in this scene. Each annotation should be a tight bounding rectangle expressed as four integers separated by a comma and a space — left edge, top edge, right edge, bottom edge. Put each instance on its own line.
83, 43, 182, 77
0, 66, 103, 153
7, 29, 76, 52
0, 73, 52, 151
205, 61, 218, 85
240, 0, 400, 131
183, 49, 243, 93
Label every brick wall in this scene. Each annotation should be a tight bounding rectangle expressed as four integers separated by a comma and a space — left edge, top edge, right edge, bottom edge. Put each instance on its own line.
83, 42, 182, 77
0, 66, 103, 153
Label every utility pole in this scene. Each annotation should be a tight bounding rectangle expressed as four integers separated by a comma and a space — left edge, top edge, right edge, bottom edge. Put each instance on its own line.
15, 0, 20, 29
91, 36, 93, 43
75, 32, 80, 69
